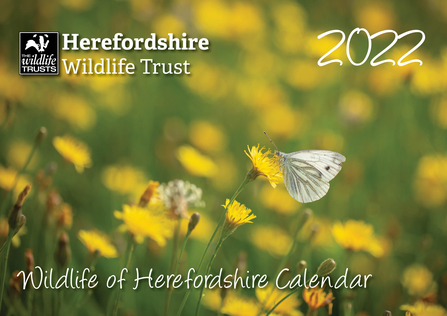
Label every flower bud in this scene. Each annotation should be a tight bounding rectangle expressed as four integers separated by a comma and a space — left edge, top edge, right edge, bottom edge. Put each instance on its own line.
55, 231, 71, 268
46, 189, 61, 213
317, 258, 337, 276
297, 260, 307, 274
138, 181, 159, 207
295, 209, 312, 235
344, 302, 352, 316
8, 185, 30, 236
9, 271, 23, 299
35, 127, 47, 144
188, 212, 201, 232
236, 252, 247, 276
383, 311, 392, 316
25, 249, 34, 274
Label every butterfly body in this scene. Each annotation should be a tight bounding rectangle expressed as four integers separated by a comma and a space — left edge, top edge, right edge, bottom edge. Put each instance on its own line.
275, 150, 346, 203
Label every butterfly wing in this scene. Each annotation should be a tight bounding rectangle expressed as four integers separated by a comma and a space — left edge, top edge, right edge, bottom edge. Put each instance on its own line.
281, 150, 346, 203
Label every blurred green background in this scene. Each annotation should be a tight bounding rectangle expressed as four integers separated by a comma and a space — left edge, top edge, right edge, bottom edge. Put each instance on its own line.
1, 0, 447, 315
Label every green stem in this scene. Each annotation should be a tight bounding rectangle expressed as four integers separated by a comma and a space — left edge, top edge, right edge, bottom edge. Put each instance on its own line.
306, 308, 318, 316
112, 234, 135, 316
174, 230, 191, 276
0, 236, 12, 315
194, 237, 224, 316
265, 287, 301, 316
1, 142, 38, 216
0, 240, 7, 254
258, 217, 302, 315
175, 176, 250, 316
164, 218, 183, 316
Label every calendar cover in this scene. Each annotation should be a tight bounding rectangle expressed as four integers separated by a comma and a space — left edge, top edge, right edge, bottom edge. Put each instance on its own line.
1, 0, 447, 315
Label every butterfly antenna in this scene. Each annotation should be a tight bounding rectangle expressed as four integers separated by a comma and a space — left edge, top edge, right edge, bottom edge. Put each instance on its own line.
263, 131, 278, 150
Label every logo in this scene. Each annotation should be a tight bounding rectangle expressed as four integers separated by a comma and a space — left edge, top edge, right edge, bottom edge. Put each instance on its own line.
19, 32, 59, 75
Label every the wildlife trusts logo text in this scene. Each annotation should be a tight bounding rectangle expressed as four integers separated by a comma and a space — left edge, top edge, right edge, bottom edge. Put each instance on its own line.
19, 32, 59, 75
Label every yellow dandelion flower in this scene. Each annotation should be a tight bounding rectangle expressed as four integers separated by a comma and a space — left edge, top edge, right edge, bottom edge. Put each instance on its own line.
221, 293, 260, 316
53, 135, 92, 173
189, 120, 227, 153
0, 166, 31, 198
51, 94, 96, 130
152, 14, 185, 37
203, 290, 263, 316
222, 199, 256, 237
431, 98, 447, 129
245, 145, 282, 187
400, 301, 447, 316
260, 184, 300, 215
55, 203, 73, 229
78, 229, 118, 258
202, 289, 222, 312
251, 225, 292, 256
354, 2, 395, 33
402, 264, 436, 297
139, 180, 160, 207
339, 91, 374, 125
300, 217, 335, 248
256, 284, 301, 315
332, 220, 384, 257
101, 164, 148, 195
114, 204, 173, 246
176, 145, 218, 177
414, 154, 447, 207
303, 287, 334, 314
7, 140, 39, 170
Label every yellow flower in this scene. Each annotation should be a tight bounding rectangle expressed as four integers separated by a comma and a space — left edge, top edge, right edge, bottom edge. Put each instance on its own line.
354, 2, 395, 33
176, 145, 218, 177
51, 94, 96, 130
431, 98, 447, 129
221, 293, 260, 316
401, 264, 436, 297
53, 135, 92, 173
245, 145, 282, 187
222, 199, 256, 236
211, 155, 238, 191
114, 204, 173, 246
256, 285, 301, 315
55, 203, 73, 229
300, 217, 334, 248
251, 225, 292, 256
139, 181, 160, 207
7, 141, 39, 169
332, 220, 384, 257
315, 131, 344, 153
78, 229, 118, 258
189, 120, 227, 153
259, 105, 306, 139
152, 14, 185, 36
400, 301, 447, 316
101, 164, 148, 195
414, 154, 447, 207
261, 184, 301, 215
0, 166, 31, 198
339, 91, 374, 125
303, 287, 334, 314
0, 217, 26, 247
285, 61, 326, 91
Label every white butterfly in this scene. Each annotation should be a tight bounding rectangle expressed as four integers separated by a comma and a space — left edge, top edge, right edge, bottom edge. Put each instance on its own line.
275, 149, 346, 203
